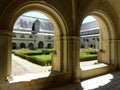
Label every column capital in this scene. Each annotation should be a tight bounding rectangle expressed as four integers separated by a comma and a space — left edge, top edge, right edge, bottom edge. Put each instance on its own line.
0, 30, 12, 37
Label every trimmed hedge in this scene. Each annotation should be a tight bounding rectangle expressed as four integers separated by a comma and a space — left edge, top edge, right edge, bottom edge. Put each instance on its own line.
80, 54, 97, 62
80, 48, 98, 62
12, 48, 98, 66
13, 49, 53, 66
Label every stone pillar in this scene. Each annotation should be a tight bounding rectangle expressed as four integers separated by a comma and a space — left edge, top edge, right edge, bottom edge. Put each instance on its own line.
0, 31, 12, 83
100, 40, 110, 63
52, 36, 80, 82
110, 40, 117, 65
69, 36, 80, 83
52, 36, 62, 72
115, 40, 120, 69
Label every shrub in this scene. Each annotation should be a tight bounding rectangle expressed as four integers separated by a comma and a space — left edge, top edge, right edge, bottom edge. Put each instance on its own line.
41, 49, 54, 55
26, 55, 51, 66
13, 49, 52, 66
80, 55, 97, 62
80, 48, 98, 62
12, 48, 98, 66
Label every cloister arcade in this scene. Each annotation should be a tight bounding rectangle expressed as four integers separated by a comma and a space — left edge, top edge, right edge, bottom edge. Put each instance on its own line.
0, 0, 120, 89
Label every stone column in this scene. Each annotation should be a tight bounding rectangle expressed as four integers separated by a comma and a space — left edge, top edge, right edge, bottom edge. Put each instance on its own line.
52, 36, 80, 82
115, 40, 120, 68
52, 36, 62, 72
69, 36, 80, 83
110, 40, 117, 65
0, 31, 12, 83
100, 40, 110, 63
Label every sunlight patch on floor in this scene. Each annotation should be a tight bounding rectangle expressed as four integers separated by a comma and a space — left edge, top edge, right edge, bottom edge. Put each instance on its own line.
81, 74, 113, 90
10, 72, 51, 83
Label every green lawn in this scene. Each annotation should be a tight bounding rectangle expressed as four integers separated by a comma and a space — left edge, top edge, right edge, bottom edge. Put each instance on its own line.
12, 48, 98, 66
27, 55, 51, 65
80, 48, 98, 62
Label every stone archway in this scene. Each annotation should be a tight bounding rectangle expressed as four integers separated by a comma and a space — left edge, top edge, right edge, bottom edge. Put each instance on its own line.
38, 41, 44, 48
78, 10, 117, 80
28, 43, 34, 50
12, 43, 17, 49
89, 11, 116, 64
2, 1, 68, 81
19, 43, 26, 49
47, 43, 52, 48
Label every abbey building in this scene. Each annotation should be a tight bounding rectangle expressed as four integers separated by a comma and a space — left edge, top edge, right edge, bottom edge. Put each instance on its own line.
12, 15, 99, 49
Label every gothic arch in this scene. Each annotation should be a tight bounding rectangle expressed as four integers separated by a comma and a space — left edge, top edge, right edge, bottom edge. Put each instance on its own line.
89, 10, 116, 65
80, 10, 117, 66
1, 0, 69, 79
2, 1, 68, 36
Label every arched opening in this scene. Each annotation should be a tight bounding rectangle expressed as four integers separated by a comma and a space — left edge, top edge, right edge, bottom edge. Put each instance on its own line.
47, 43, 52, 49
19, 43, 26, 49
79, 11, 116, 79
12, 43, 17, 49
38, 41, 44, 48
28, 43, 34, 50
12, 12, 54, 77
80, 16, 99, 67
5, 1, 67, 83
20, 35, 25, 38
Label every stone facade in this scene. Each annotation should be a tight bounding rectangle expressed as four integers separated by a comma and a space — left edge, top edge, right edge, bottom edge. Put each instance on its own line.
80, 21, 99, 49
12, 15, 54, 49
12, 15, 99, 50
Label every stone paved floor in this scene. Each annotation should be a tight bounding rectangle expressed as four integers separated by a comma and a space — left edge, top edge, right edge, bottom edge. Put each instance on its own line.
49, 71, 120, 90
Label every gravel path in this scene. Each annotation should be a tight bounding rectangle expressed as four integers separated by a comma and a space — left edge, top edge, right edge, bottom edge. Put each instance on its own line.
12, 54, 97, 76
12, 54, 51, 76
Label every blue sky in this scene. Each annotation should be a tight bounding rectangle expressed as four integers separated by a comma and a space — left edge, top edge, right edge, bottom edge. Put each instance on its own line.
83, 16, 96, 23
23, 12, 96, 23
23, 12, 49, 20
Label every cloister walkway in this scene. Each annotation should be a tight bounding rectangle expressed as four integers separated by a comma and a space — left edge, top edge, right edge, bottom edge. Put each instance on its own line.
11, 54, 120, 90
12, 54, 97, 76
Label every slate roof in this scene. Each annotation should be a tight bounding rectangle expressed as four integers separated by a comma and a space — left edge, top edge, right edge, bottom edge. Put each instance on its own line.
13, 15, 99, 33
81, 21, 99, 31
14, 15, 54, 31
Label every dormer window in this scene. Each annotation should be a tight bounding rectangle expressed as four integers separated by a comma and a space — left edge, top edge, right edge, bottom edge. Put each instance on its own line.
32, 19, 40, 34
34, 19, 40, 31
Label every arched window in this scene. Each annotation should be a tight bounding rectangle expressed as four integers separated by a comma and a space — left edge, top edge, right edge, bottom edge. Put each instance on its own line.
93, 38, 95, 40
20, 35, 25, 38
29, 35, 33, 38
32, 19, 40, 34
